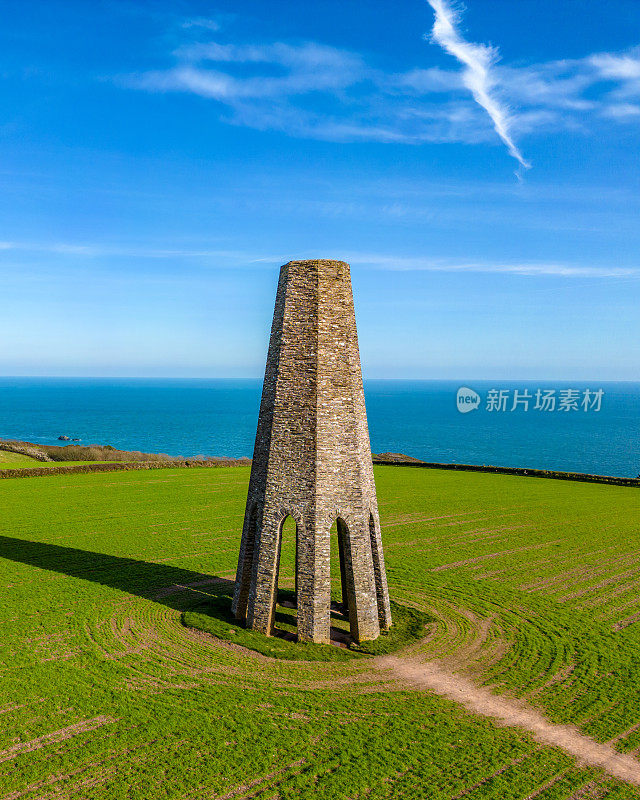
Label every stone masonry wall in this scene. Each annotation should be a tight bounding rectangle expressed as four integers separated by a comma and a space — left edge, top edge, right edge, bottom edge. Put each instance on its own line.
232, 260, 392, 644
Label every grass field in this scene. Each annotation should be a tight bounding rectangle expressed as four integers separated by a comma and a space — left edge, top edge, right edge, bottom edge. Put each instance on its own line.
0, 465, 639, 799
0, 450, 42, 468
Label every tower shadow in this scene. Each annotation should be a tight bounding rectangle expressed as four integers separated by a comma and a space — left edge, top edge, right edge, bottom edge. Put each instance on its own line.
0, 535, 234, 613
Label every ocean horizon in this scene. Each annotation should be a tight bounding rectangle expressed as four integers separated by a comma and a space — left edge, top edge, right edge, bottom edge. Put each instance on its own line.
1, 377, 638, 478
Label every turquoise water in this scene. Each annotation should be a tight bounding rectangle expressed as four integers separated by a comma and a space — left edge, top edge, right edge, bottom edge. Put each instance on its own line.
0, 378, 638, 477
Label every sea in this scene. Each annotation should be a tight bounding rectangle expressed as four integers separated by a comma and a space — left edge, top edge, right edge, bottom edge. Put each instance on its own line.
0, 378, 638, 478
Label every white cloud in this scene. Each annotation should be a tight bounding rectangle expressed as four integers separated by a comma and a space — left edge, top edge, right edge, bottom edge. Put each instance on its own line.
176, 40, 362, 72
150, 41, 364, 100
138, 67, 238, 100
133, 39, 496, 145
602, 103, 640, 119
2, 240, 638, 280
425, 0, 530, 169
346, 253, 639, 278
181, 18, 221, 33
386, 66, 463, 94
0, 241, 253, 260
590, 51, 640, 81
497, 62, 596, 112
127, 22, 640, 152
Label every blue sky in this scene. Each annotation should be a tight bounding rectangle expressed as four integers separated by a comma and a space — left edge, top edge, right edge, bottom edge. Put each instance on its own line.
1, 0, 639, 379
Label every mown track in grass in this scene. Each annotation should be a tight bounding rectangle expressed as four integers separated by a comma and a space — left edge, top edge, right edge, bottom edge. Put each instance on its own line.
0, 465, 639, 798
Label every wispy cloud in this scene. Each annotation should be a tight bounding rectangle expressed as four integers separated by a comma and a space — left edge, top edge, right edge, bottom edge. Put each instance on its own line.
602, 102, 640, 119
0, 241, 101, 256
425, 0, 530, 170
1, 241, 637, 279
0, 241, 255, 261
126, 28, 640, 151
345, 253, 638, 278
181, 17, 221, 33
132, 39, 493, 145
589, 49, 640, 83
143, 41, 364, 100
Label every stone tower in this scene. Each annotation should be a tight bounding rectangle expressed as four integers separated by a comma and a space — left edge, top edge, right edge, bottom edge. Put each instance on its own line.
232, 259, 392, 644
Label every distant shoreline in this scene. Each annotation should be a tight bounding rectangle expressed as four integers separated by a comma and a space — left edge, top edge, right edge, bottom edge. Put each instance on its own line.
1, 446, 638, 487
372, 453, 640, 488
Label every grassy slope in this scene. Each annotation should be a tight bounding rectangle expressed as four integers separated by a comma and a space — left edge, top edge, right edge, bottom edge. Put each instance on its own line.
0, 466, 638, 799
0, 450, 42, 468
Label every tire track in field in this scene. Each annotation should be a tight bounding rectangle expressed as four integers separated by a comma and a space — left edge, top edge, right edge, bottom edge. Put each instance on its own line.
431, 538, 561, 572
0, 716, 117, 763
375, 657, 640, 787
450, 747, 542, 798
179, 758, 307, 800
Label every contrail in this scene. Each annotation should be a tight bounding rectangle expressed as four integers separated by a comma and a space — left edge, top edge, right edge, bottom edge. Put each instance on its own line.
425, 0, 531, 170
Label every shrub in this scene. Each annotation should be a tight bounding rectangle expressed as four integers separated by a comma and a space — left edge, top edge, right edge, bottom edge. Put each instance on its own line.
0, 441, 52, 462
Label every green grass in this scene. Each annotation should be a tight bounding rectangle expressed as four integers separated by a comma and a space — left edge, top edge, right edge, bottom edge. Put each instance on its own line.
183, 591, 432, 660
183, 589, 356, 662
350, 601, 434, 655
0, 465, 639, 798
0, 449, 42, 467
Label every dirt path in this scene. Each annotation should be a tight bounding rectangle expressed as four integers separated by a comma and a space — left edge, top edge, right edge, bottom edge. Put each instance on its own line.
376, 657, 640, 787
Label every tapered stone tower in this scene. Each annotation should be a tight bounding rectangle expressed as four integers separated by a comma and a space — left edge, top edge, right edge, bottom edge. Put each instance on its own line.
232, 259, 391, 644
